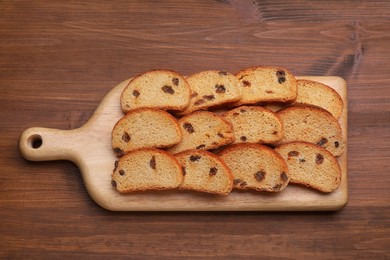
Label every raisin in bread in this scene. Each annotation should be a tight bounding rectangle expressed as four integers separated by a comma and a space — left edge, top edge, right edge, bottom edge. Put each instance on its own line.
233, 66, 297, 106
294, 79, 344, 119
112, 108, 182, 156
167, 111, 235, 154
175, 149, 233, 195
275, 105, 345, 156
178, 70, 241, 115
275, 141, 341, 193
120, 69, 191, 113
219, 143, 290, 192
223, 106, 283, 144
111, 148, 183, 193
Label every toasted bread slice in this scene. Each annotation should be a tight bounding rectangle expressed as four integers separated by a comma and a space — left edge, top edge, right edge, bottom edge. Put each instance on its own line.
219, 143, 290, 192
262, 79, 344, 119
233, 66, 297, 106
179, 70, 241, 115
295, 79, 344, 119
112, 108, 182, 156
275, 141, 341, 192
223, 106, 283, 144
167, 111, 235, 154
120, 69, 191, 113
111, 148, 183, 193
275, 105, 345, 156
175, 149, 233, 195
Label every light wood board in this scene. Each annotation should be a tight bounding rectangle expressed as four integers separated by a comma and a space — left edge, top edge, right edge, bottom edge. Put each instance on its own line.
19, 76, 348, 211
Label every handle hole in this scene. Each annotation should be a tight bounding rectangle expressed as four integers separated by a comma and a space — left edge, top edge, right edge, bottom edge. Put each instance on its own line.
28, 135, 43, 149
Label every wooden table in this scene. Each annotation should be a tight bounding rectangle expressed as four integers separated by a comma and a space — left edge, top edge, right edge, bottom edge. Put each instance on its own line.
1, 1, 389, 258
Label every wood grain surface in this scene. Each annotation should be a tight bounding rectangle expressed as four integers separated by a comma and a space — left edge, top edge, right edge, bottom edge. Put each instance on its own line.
1, 0, 389, 258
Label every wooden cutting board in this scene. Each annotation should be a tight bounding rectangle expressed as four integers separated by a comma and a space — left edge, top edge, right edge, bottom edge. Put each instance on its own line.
19, 76, 348, 211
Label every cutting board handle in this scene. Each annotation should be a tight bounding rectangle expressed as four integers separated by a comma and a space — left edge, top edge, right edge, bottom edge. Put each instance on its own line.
19, 127, 82, 163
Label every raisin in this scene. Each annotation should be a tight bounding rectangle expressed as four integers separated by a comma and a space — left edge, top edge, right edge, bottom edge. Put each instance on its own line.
182, 166, 186, 176
276, 70, 286, 77
335, 141, 340, 148
183, 122, 195, 133
215, 84, 226, 93
315, 153, 324, 164
233, 179, 242, 185
114, 160, 119, 170
278, 77, 286, 84
196, 144, 206, 149
276, 70, 286, 84
132, 90, 140, 97
203, 94, 215, 101
119, 170, 125, 176
218, 71, 228, 75
191, 92, 199, 98
217, 132, 224, 138
242, 80, 251, 87
299, 158, 306, 163
190, 155, 201, 162
172, 77, 179, 86
280, 172, 288, 182
266, 90, 274, 94
122, 132, 131, 142
272, 131, 278, 135
240, 181, 248, 187
162, 85, 175, 94
233, 112, 240, 116
194, 99, 206, 106
240, 136, 247, 142
288, 151, 299, 157
111, 180, 117, 187
209, 167, 218, 176
317, 137, 328, 146
113, 148, 124, 156
150, 156, 156, 169
254, 170, 266, 181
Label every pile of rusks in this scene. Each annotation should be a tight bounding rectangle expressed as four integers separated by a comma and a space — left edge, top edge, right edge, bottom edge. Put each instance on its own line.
110, 66, 345, 195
